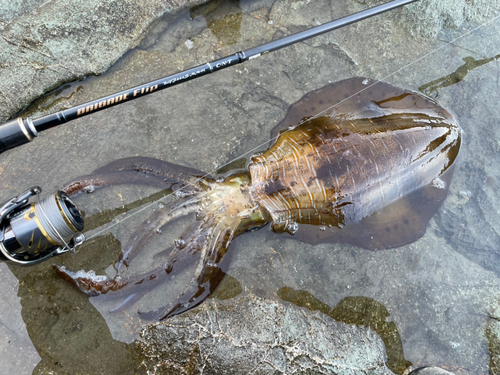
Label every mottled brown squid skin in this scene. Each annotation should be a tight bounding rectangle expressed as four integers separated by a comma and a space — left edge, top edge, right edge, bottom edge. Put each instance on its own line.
249, 89, 460, 237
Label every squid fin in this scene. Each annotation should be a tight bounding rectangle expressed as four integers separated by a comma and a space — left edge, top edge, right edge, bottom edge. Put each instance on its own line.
292, 171, 453, 250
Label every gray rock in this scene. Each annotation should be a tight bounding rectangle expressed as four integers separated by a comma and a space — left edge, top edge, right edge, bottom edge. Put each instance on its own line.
359, 0, 500, 37
407, 367, 455, 375
486, 300, 500, 374
0, 263, 40, 375
139, 293, 395, 375
0, 0, 208, 123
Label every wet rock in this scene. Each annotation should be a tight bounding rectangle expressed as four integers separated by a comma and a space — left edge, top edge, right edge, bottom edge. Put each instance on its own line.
0, 0, 208, 123
487, 321, 500, 374
0, 264, 40, 374
432, 74, 500, 278
278, 288, 411, 375
407, 367, 455, 375
139, 293, 395, 375
358, 0, 500, 37
487, 300, 500, 374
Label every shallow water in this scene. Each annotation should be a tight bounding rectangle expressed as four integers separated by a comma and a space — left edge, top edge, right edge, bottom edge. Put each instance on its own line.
1, 0, 500, 373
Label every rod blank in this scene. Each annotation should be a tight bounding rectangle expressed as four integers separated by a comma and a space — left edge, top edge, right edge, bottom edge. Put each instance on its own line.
0, 0, 419, 154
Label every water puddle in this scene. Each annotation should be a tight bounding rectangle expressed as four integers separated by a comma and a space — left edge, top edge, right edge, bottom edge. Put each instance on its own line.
419, 53, 500, 97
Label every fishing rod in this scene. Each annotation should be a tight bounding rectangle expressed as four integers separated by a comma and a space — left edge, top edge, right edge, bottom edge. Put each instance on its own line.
0, 0, 420, 266
0, 0, 419, 155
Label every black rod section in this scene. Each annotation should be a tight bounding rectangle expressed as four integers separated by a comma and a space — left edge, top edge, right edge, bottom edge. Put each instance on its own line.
32, 53, 245, 132
0, 0, 419, 153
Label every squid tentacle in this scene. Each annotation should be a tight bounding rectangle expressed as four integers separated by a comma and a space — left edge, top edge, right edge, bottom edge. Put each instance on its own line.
62, 171, 196, 196
107, 222, 216, 312
52, 221, 212, 299
52, 262, 167, 297
54, 156, 214, 299
139, 215, 241, 321
54, 157, 258, 321
91, 156, 209, 181
62, 156, 210, 196
117, 194, 203, 272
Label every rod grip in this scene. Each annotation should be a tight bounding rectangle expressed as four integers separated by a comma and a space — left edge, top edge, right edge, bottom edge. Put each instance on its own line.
0, 117, 38, 154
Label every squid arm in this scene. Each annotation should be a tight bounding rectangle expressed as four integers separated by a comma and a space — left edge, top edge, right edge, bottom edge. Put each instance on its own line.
52, 222, 211, 299
139, 216, 240, 320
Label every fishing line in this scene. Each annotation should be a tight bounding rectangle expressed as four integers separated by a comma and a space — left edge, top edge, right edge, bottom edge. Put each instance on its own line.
87, 10, 500, 241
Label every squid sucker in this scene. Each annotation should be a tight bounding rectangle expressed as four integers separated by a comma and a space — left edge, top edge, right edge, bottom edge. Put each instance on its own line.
53, 77, 461, 320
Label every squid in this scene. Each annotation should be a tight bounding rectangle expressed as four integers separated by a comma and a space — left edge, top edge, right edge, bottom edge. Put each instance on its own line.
53, 77, 461, 320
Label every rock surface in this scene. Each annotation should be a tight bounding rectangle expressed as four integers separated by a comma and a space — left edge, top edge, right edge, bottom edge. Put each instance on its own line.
0, 0, 499, 374
407, 367, 455, 375
361, 0, 499, 37
0, 264, 40, 375
0, 0, 208, 123
139, 293, 394, 375
486, 300, 500, 374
